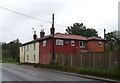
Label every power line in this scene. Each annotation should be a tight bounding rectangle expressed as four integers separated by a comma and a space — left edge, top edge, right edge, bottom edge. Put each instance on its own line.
0, 6, 51, 23
55, 23, 68, 27
0, 5, 68, 28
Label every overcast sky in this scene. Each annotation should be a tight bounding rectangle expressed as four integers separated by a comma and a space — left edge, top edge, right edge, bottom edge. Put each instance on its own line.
0, 0, 119, 43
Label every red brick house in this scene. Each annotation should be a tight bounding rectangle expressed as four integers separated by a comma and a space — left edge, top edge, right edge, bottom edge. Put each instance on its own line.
20, 30, 106, 64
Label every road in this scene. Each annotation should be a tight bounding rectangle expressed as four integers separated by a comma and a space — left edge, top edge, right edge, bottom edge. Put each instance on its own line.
0, 63, 108, 82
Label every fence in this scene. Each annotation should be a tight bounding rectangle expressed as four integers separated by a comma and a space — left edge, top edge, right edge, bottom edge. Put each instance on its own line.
54, 51, 120, 69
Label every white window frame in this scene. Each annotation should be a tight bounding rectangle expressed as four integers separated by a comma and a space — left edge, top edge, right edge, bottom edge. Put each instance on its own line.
56, 39, 63, 45
43, 40, 46, 46
71, 40, 75, 46
79, 41, 85, 48
99, 41, 102, 47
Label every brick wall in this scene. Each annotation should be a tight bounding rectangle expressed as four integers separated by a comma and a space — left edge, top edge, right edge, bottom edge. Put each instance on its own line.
87, 41, 105, 52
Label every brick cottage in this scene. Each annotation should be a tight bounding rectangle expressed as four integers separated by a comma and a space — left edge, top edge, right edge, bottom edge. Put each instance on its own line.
20, 27, 106, 64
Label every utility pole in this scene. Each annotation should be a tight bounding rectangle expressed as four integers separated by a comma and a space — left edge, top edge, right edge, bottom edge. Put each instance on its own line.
104, 29, 106, 39
104, 29, 106, 52
50, 14, 55, 62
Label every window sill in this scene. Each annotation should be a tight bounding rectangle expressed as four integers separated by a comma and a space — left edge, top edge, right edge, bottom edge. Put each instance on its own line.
76, 46, 86, 48
80, 46, 85, 48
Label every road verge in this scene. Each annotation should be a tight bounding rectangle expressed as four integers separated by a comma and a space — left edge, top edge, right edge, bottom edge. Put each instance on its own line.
33, 64, 120, 83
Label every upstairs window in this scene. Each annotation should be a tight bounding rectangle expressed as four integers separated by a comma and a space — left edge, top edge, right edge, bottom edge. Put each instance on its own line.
27, 45, 29, 51
24, 46, 25, 51
71, 40, 75, 46
56, 39, 63, 45
43, 40, 46, 46
21, 47, 23, 53
33, 43, 36, 50
99, 41, 102, 47
79, 41, 85, 48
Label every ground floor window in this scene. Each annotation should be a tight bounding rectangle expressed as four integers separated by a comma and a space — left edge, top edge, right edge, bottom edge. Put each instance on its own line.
34, 54, 36, 63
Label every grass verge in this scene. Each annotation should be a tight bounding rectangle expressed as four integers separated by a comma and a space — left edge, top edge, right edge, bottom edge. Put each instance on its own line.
1, 60, 21, 65
33, 64, 120, 80
1, 57, 21, 65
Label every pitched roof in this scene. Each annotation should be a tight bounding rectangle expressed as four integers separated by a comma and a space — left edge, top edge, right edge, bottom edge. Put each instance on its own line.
87, 36, 107, 41
21, 35, 51, 46
54, 33, 106, 41
21, 33, 106, 46
54, 33, 87, 40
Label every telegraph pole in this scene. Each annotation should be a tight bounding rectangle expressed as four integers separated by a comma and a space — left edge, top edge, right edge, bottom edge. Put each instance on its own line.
104, 29, 106, 51
50, 14, 55, 62
52, 14, 55, 61
104, 29, 106, 39
52, 14, 54, 33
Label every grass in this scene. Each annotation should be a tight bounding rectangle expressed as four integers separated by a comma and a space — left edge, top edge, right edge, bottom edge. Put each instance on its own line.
0, 60, 2, 63
1, 60, 21, 65
33, 64, 120, 80
1, 57, 21, 65
76, 67, 120, 79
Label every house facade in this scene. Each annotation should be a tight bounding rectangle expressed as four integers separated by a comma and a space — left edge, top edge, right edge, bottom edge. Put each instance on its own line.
20, 42, 39, 63
20, 29, 106, 64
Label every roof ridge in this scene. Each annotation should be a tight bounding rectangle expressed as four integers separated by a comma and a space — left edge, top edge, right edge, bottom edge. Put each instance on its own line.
55, 33, 87, 38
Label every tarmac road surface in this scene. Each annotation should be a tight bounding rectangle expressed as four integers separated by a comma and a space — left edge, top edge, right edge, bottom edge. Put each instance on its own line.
0, 63, 109, 83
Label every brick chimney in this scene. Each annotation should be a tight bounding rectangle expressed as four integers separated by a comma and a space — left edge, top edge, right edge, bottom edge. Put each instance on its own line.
33, 31, 37, 40
50, 27, 55, 35
40, 29, 45, 38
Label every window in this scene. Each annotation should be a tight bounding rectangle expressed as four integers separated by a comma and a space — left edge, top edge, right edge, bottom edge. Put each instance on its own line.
33, 43, 36, 50
34, 54, 36, 63
56, 39, 63, 45
24, 46, 25, 54
71, 40, 75, 46
99, 41, 102, 47
79, 41, 85, 48
21, 47, 23, 53
27, 45, 29, 51
43, 40, 46, 46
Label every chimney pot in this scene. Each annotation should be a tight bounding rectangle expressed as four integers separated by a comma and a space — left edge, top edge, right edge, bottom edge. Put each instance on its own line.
40, 29, 45, 38
33, 31, 37, 40
50, 27, 55, 35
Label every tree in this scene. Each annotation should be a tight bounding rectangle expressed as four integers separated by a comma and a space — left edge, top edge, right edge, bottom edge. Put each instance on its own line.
105, 30, 120, 51
2, 39, 21, 62
65, 23, 98, 37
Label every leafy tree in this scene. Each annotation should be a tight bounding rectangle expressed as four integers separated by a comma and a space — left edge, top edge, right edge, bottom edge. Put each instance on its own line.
2, 39, 21, 62
66, 23, 98, 37
105, 30, 120, 51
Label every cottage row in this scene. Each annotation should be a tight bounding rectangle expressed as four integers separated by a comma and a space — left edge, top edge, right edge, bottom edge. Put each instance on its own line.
20, 28, 106, 64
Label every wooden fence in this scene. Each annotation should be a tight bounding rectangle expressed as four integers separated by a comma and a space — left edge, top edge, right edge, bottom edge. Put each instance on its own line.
54, 51, 120, 69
